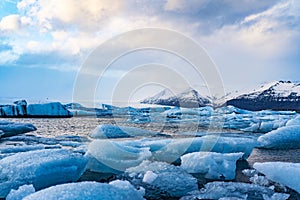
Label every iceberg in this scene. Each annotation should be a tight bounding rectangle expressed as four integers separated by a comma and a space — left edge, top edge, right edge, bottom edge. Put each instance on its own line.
0, 121, 37, 138
181, 152, 243, 180
0, 100, 27, 117
258, 125, 300, 149
23, 181, 145, 200
6, 185, 35, 200
180, 181, 289, 200
150, 135, 257, 163
27, 102, 72, 117
89, 124, 160, 139
254, 162, 300, 193
0, 101, 72, 117
0, 149, 87, 198
125, 160, 198, 198
286, 115, 300, 126
86, 139, 152, 173
86, 135, 257, 173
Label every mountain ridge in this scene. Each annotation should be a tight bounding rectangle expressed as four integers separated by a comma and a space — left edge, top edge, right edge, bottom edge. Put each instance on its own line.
141, 81, 300, 111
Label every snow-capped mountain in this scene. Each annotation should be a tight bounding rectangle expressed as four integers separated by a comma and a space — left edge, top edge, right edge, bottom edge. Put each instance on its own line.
226, 81, 300, 111
141, 88, 211, 108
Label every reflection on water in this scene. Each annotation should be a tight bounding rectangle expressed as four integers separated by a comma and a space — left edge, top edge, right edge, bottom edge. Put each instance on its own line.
248, 148, 300, 166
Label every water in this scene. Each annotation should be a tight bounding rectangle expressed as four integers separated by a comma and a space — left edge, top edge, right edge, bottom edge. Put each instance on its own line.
7, 117, 300, 166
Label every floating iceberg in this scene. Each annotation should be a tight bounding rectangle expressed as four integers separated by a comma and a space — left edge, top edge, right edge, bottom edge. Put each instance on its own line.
89, 124, 160, 139
27, 102, 72, 117
86, 139, 152, 173
6, 185, 35, 200
125, 160, 198, 198
23, 181, 145, 200
0, 101, 72, 117
286, 115, 300, 126
181, 152, 243, 180
0, 100, 27, 117
254, 162, 300, 193
86, 134, 257, 173
0, 121, 37, 138
258, 125, 300, 149
180, 181, 289, 200
241, 120, 287, 133
0, 149, 87, 198
150, 135, 257, 163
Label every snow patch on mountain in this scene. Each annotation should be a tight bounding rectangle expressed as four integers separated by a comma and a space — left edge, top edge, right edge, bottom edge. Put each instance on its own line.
141, 88, 211, 108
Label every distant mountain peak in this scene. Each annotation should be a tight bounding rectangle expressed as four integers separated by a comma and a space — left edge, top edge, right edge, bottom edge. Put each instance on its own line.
227, 80, 300, 111
141, 88, 211, 108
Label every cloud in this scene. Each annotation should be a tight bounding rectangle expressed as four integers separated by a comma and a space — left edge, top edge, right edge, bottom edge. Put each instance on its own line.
17, 0, 124, 32
198, 0, 300, 90
0, 14, 20, 31
0, 0, 299, 83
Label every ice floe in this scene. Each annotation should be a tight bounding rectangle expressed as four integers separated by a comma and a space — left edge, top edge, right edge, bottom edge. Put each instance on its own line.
181, 152, 243, 180
0, 149, 87, 198
254, 162, 300, 193
86, 134, 257, 173
23, 181, 144, 200
6, 185, 35, 200
258, 125, 300, 149
286, 115, 300, 126
125, 160, 198, 198
0, 121, 37, 138
180, 181, 290, 200
89, 124, 160, 139
86, 139, 152, 173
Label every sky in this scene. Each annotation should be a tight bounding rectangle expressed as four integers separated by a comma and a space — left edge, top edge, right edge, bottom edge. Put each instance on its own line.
0, 0, 299, 105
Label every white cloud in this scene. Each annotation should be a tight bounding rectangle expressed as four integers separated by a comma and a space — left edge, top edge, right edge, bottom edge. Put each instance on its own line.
0, 50, 19, 65
17, 0, 124, 32
26, 40, 40, 52
0, 14, 20, 31
0, 0, 298, 87
204, 0, 300, 58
